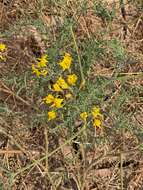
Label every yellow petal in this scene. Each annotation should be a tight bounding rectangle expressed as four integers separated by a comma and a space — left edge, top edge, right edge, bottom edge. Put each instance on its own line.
37, 54, 48, 68
43, 94, 54, 104
32, 64, 41, 77
58, 53, 72, 71
53, 83, 63, 92
37, 61, 47, 68
0, 43, 7, 52
92, 106, 103, 118
51, 98, 64, 108
48, 111, 56, 121
57, 77, 69, 89
93, 119, 102, 128
67, 74, 77, 86
80, 112, 88, 122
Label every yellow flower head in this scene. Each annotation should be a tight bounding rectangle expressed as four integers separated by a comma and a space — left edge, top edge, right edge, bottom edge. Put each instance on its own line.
58, 53, 72, 71
53, 83, 63, 92
0, 43, 7, 52
51, 98, 64, 108
80, 112, 88, 122
93, 118, 102, 128
67, 74, 78, 86
48, 111, 56, 121
37, 54, 48, 68
57, 77, 69, 89
92, 106, 102, 118
32, 64, 41, 77
43, 94, 55, 104
40, 69, 48, 76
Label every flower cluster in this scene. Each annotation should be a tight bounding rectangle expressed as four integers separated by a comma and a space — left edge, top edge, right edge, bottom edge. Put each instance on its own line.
51, 53, 77, 94
47, 54, 77, 120
0, 43, 7, 61
80, 106, 103, 128
32, 53, 78, 121
32, 55, 48, 77
45, 53, 78, 121
32, 52, 104, 128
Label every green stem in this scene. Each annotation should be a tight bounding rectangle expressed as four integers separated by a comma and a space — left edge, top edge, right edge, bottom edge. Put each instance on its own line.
70, 26, 85, 86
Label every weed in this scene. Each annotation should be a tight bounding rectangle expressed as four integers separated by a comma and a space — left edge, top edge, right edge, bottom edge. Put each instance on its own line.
0, 0, 143, 189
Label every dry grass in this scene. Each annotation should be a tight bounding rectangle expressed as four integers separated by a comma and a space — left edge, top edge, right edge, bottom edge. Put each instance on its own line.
0, 0, 143, 189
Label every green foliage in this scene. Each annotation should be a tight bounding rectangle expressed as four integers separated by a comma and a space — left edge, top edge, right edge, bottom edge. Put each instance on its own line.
80, 39, 105, 73
0, 0, 142, 188
94, 0, 115, 22
0, 182, 3, 190
108, 39, 126, 62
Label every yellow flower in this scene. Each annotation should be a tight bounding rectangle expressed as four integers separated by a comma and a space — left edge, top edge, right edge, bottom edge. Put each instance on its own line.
43, 94, 55, 104
0, 43, 7, 52
37, 54, 48, 68
57, 77, 69, 89
43, 94, 64, 108
80, 112, 88, 122
43, 95, 63, 108
48, 111, 56, 121
92, 106, 102, 118
32, 64, 41, 77
67, 74, 78, 86
53, 83, 63, 92
51, 98, 64, 108
40, 69, 48, 76
58, 53, 72, 71
93, 119, 102, 128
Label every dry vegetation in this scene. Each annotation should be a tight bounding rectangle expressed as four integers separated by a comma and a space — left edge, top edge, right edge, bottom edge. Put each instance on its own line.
0, 0, 143, 189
